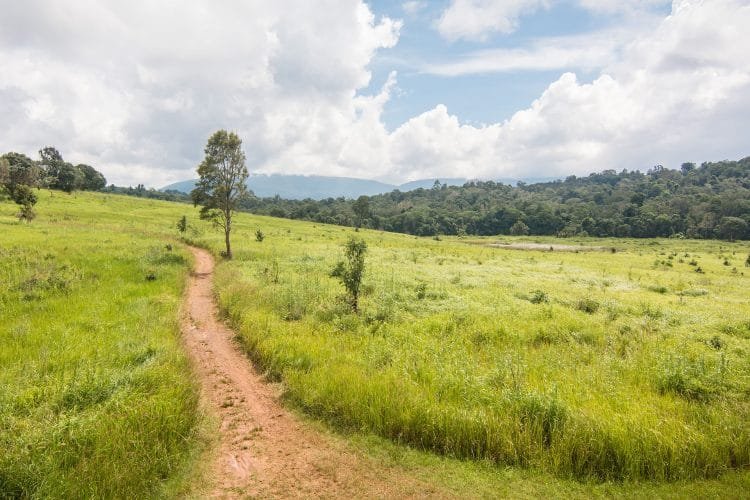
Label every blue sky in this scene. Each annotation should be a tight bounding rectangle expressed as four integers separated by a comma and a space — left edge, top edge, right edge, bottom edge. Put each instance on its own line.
0, 1, 748, 186
367, 0, 617, 128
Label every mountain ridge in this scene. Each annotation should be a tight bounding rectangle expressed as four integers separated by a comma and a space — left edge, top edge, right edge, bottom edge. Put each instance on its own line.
162, 173, 558, 200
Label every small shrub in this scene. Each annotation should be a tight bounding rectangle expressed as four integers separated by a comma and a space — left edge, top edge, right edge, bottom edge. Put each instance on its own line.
528, 289, 549, 304
330, 237, 367, 312
576, 298, 600, 314
647, 285, 668, 294
708, 335, 724, 350
415, 281, 427, 299
176, 215, 187, 235
255, 229, 265, 242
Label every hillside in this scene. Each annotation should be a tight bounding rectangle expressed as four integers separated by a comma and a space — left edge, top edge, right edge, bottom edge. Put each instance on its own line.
243, 158, 750, 240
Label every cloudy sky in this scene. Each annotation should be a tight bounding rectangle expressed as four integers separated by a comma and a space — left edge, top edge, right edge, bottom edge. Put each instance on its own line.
1, 0, 748, 187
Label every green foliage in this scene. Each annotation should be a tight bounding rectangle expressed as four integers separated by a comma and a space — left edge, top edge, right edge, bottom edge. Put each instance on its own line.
352, 195, 370, 228
177, 215, 188, 235
717, 216, 748, 241
510, 220, 530, 236
1, 152, 41, 195
77, 163, 107, 191
243, 157, 750, 240
255, 229, 265, 242
0, 157, 8, 189
576, 298, 600, 314
10, 184, 37, 222
191, 130, 249, 259
330, 237, 367, 312
55, 163, 84, 193
528, 289, 549, 304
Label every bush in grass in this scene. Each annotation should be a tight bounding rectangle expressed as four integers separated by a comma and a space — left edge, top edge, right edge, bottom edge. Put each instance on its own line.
528, 289, 549, 304
330, 237, 367, 312
576, 298, 600, 314
176, 215, 187, 235
255, 229, 265, 242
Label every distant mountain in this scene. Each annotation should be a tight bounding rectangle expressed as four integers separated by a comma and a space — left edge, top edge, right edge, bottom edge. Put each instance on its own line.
163, 174, 393, 200
162, 174, 549, 200
397, 178, 467, 191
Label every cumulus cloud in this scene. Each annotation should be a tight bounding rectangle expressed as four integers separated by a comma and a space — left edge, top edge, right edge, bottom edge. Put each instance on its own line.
0, 0, 401, 186
0, 0, 748, 187
435, 0, 551, 41
397, 0, 750, 179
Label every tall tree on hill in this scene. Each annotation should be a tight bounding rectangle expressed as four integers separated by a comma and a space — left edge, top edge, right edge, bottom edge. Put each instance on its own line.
191, 130, 249, 259
77, 164, 107, 191
1, 152, 41, 194
352, 195, 370, 228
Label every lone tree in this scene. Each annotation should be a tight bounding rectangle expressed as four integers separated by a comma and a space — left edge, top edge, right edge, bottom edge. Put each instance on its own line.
12, 184, 37, 222
191, 130, 249, 259
352, 195, 370, 228
330, 236, 367, 312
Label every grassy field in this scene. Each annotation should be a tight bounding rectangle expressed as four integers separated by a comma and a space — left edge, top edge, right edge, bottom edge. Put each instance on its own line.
208, 210, 750, 486
2, 191, 749, 497
0, 192, 203, 498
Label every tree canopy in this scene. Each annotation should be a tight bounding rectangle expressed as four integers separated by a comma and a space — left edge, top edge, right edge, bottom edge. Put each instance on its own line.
240, 157, 750, 241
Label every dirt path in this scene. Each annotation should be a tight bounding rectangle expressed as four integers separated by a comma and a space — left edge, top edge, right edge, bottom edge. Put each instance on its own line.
181, 247, 447, 499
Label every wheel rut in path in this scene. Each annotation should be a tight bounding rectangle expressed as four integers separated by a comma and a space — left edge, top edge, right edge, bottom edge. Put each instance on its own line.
181, 246, 447, 498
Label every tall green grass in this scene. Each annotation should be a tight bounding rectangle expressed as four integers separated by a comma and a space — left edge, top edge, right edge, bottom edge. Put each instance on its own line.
6, 191, 747, 495
1, 192, 202, 498
207, 220, 750, 482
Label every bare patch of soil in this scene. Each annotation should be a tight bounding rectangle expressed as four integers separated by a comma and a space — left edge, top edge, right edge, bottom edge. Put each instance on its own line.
181, 247, 447, 498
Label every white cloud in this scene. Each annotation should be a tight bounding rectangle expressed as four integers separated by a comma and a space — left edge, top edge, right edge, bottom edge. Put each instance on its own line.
0, 0, 401, 186
434, 0, 671, 42
577, 0, 671, 16
0, 0, 748, 189
394, 0, 750, 179
423, 28, 635, 75
402, 1, 427, 15
435, 0, 550, 41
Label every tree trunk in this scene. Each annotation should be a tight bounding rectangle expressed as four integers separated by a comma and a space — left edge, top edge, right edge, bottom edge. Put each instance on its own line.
225, 226, 232, 259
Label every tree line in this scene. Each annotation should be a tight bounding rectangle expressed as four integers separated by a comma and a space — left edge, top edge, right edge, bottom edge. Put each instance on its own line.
242, 157, 750, 241
1, 147, 107, 221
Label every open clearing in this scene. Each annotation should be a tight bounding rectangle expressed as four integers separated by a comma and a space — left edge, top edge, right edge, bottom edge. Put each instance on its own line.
2, 191, 749, 498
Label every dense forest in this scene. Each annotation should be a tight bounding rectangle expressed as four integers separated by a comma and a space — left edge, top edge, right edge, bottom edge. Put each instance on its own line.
5, 149, 749, 241
242, 158, 750, 241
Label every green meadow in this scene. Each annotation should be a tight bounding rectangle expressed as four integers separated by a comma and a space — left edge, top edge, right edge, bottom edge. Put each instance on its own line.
211, 209, 750, 484
0, 192, 202, 498
2, 191, 749, 497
